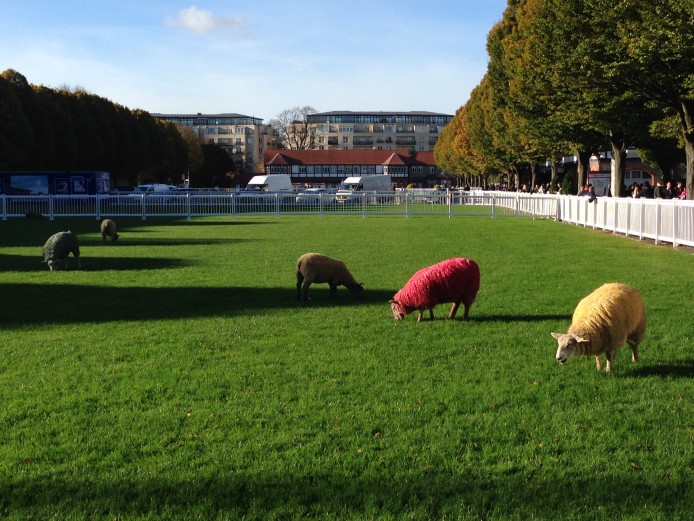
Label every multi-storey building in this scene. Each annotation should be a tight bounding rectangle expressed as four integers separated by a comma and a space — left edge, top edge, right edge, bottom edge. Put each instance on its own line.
305, 111, 453, 152
264, 149, 448, 188
151, 113, 280, 173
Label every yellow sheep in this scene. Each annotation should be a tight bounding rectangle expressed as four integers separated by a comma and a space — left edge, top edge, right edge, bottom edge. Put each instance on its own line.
551, 283, 646, 372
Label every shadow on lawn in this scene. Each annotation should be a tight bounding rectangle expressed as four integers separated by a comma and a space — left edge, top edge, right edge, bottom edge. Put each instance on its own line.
0, 283, 396, 327
468, 313, 572, 323
0, 254, 194, 272
624, 360, 694, 379
2, 471, 689, 518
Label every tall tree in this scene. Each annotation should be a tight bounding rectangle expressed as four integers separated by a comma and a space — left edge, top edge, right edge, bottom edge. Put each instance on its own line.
614, 0, 694, 199
268, 106, 317, 150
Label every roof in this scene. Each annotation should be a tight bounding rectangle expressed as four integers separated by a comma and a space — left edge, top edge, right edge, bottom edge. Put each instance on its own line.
264, 149, 436, 167
310, 110, 452, 117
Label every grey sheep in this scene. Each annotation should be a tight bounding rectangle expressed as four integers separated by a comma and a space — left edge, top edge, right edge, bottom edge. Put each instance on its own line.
296, 253, 364, 301
42, 231, 81, 271
552, 283, 646, 372
100, 219, 119, 244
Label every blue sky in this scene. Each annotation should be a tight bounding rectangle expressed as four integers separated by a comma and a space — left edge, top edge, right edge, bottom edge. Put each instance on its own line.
0, 1, 506, 121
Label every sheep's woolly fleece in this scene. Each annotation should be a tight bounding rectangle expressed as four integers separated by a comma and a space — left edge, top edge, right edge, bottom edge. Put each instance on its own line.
392, 257, 480, 318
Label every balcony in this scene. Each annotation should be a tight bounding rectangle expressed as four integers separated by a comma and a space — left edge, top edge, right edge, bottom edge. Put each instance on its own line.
396, 137, 416, 146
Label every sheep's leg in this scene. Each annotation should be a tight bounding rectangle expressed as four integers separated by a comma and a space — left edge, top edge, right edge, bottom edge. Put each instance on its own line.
595, 356, 602, 371
329, 283, 337, 297
301, 280, 312, 301
296, 272, 304, 300
428, 309, 435, 320
605, 351, 615, 372
449, 300, 461, 319
628, 341, 639, 363
417, 310, 424, 322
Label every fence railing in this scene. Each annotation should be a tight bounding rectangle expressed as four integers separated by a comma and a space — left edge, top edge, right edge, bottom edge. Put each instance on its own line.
553, 195, 694, 248
3, 191, 692, 248
0, 191, 555, 221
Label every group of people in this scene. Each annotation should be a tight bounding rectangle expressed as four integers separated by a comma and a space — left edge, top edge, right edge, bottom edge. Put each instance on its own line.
643, 180, 688, 200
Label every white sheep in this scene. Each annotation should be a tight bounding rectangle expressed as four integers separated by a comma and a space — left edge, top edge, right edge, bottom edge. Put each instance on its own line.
100, 218, 119, 244
296, 253, 364, 301
42, 231, 81, 271
551, 283, 646, 372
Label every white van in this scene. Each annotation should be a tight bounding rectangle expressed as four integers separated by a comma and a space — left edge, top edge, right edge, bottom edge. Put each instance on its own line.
243, 174, 293, 194
336, 175, 392, 204
128, 184, 178, 196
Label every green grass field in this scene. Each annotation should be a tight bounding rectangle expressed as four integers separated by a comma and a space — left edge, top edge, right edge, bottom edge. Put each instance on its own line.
1, 215, 692, 520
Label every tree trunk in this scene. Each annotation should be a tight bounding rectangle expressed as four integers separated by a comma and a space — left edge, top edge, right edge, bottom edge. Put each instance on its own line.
575, 148, 591, 190
608, 134, 627, 197
685, 136, 694, 200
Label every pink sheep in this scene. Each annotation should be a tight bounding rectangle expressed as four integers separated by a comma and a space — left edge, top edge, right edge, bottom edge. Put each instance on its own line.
390, 258, 480, 322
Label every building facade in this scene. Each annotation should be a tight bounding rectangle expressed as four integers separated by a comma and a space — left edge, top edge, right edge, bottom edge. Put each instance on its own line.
264, 149, 448, 188
303, 111, 453, 152
151, 113, 280, 173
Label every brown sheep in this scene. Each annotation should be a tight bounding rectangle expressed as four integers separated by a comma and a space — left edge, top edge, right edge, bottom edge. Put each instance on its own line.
296, 253, 363, 301
100, 219, 119, 244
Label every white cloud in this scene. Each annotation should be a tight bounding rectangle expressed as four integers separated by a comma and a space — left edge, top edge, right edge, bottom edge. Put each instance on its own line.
165, 5, 246, 34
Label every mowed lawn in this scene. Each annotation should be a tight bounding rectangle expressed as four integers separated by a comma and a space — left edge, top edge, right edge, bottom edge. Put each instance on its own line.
0, 215, 692, 520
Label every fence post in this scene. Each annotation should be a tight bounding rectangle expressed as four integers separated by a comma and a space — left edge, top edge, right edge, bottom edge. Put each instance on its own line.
1, 194, 6, 221
363, 192, 367, 218
186, 192, 192, 221
49, 195, 55, 220
672, 198, 678, 248
654, 198, 661, 245
141, 194, 146, 220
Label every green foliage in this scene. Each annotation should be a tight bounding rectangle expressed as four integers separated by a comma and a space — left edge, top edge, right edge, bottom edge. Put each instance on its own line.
0, 69, 190, 186
1, 215, 692, 519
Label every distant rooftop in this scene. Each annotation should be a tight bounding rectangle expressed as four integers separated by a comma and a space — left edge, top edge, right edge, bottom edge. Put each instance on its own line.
307, 111, 452, 124
151, 113, 264, 124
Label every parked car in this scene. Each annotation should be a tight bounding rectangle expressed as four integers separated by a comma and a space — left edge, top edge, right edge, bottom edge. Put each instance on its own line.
295, 188, 336, 204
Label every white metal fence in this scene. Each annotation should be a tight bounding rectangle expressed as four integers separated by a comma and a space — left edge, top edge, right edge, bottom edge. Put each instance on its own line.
3, 191, 692, 248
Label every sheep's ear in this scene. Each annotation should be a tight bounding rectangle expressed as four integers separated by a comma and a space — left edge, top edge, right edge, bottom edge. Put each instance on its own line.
550, 332, 563, 339
575, 336, 589, 343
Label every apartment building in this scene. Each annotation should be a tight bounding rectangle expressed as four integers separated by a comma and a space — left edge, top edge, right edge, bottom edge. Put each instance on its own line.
304, 111, 453, 152
151, 113, 280, 173
264, 149, 447, 188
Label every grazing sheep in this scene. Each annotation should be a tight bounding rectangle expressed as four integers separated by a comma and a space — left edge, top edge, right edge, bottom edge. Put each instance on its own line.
296, 253, 364, 301
390, 257, 480, 322
100, 218, 119, 244
551, 283, 646, 372
42, 231, 81, 271
25, 212, 45, 220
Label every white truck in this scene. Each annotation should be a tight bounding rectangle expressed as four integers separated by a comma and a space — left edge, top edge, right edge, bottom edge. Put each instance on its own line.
243, 174, 293, 194
335, 175, 392, 204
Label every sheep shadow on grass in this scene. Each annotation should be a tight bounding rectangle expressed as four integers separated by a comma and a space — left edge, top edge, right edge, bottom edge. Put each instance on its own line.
0, 254, 192, 272
623, 360, 694, 379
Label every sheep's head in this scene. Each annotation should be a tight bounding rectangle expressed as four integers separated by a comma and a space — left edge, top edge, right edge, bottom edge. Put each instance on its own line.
347, 283, 364, 298
390, 299, 406, 320
47, 257, 61, 271
112, 233, 120, 242
551, 332, 588, 364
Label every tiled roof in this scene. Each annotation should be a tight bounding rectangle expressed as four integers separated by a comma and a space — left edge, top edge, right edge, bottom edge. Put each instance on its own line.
264, 149, 436, 166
